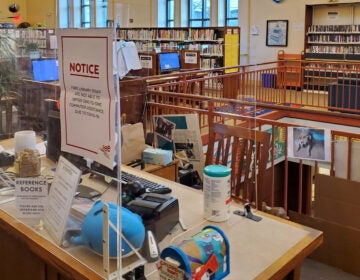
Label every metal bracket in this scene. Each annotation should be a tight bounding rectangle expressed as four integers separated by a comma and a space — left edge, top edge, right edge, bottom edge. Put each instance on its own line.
233, 203, 262, 222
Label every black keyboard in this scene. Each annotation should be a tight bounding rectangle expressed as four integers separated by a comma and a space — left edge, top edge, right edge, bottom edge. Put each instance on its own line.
121, 171, 172, 194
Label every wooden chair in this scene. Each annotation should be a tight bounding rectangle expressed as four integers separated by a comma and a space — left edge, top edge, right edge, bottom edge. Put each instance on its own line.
205, 123, 271, 209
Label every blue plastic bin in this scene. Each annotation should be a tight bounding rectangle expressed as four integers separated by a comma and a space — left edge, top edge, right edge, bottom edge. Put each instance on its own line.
262, 73, 277, 88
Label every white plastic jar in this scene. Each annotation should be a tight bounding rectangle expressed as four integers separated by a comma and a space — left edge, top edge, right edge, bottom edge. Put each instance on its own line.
203, 164, 231, 222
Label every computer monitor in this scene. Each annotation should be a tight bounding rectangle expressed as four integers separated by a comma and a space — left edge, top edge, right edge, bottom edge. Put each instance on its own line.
158, 52, 180, 73
32, 58, 59, 82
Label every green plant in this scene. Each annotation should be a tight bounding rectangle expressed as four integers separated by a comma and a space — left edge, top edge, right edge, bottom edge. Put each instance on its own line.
0, 33, 19, 98
25, 41, 39, 52
0, 33, 20, 137
0, 33, 16, 59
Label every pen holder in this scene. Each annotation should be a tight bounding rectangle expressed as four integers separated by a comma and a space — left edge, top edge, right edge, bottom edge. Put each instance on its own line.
159, 225, 230, 280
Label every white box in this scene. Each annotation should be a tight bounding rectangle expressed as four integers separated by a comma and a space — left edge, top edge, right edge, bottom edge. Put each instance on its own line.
142, 148, 173, 166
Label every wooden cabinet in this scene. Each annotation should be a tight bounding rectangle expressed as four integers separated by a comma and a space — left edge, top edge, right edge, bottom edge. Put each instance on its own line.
119, 77, 147, 124
143, 160, 178, 182
18, 79, 60, 132
277, 50, 303, 89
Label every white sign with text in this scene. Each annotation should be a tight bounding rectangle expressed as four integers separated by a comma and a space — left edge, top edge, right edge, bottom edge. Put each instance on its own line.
15, 177, 48, 219
43, 156, 82, 245
57, 28, 116, 169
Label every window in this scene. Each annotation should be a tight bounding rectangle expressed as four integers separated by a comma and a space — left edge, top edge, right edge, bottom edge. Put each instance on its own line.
225, 0, 238, 26
188, 0, 210, 27
58, 0, 108, 28
96, 0, 108, 27
59, 0, 70, 28
81, 0, 91, 28
166, 0, 174, 27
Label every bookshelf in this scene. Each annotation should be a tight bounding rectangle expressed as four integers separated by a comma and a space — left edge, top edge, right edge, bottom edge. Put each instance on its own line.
305, 24, 360, 61
116, 27, 240, 71
303, 4, 360, 91
304, 4, 360, 61
14, 28, 56, 59
0, 28, 57, 78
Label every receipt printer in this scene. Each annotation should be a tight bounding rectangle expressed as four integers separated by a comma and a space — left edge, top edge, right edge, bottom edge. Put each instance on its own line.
126, 193, 179, 241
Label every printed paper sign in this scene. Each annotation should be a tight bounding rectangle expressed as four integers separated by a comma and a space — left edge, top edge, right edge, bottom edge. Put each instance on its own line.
184, 52, 197, 64
43, 156, 82, 245
140, 55, 153, 69
15, 177, 48, 218
287, 127, 331, 162
57, 28, 116, 169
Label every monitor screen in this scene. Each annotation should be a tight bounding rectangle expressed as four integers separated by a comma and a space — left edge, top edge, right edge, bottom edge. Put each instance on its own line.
159, 52, 180, 73
32, 58, 59, 82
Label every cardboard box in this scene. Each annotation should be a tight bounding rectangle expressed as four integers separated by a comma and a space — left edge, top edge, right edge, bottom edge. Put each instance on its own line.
142, 148, 173, 166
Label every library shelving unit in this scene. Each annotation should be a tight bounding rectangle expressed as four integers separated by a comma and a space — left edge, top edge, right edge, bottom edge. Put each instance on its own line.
116, 27, 240, 72
303, 4, 360, 91
14, 28, 56, 59
0, 28, 57, 78
304, 4, 360, 61
277, 50, 303, 89
305, 24, 360, 61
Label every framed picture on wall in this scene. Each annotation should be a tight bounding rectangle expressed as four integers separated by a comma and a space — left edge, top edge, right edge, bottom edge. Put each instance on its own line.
266, 20, 288, 47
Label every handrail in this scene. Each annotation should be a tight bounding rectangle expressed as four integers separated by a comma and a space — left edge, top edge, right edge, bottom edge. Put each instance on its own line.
145, 60, 360, 214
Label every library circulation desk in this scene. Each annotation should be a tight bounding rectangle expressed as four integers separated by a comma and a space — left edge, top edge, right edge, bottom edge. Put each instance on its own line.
0, 161, 323, 280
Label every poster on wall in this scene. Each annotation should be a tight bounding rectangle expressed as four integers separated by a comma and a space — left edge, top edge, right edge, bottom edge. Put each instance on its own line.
57, 28, 116, 169
287, 127, 331, 162
266, 20, 288, 47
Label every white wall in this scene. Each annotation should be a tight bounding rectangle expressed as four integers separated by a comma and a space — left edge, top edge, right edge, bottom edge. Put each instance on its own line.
113, 0, 151, 27
246, 0, 307, 64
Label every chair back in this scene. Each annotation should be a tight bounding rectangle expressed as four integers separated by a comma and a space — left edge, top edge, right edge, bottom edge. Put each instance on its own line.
205, 123, 271, 208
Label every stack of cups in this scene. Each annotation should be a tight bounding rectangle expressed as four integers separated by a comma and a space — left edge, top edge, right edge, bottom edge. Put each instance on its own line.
203, 164, 231, 222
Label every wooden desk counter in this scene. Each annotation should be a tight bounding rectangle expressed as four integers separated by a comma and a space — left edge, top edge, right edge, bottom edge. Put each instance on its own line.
0, 164, 323, 280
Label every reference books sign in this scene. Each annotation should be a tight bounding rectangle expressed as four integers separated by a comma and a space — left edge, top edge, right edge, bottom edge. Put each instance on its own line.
15, 177, 48, 219
57, 28, 116, 169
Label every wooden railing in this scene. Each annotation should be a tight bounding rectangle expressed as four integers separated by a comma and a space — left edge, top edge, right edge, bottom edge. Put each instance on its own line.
145, 61, 360, 214
147, 58, 360, 113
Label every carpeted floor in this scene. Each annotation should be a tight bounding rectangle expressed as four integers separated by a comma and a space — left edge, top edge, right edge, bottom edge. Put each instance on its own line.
301, 258, 360, 280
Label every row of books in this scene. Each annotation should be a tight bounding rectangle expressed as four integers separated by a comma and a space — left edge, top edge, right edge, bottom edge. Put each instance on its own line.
308, 34, 360, 43
201, 57, 222, 69
200, 44, 223, 56
308, 45, 360, 54
0, 28, 47, 39
117, 27, 222, 41
308, 24, 360, 33
134, 41, 224, 56
135, 41, 179, 51
306, 63, 360, 71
